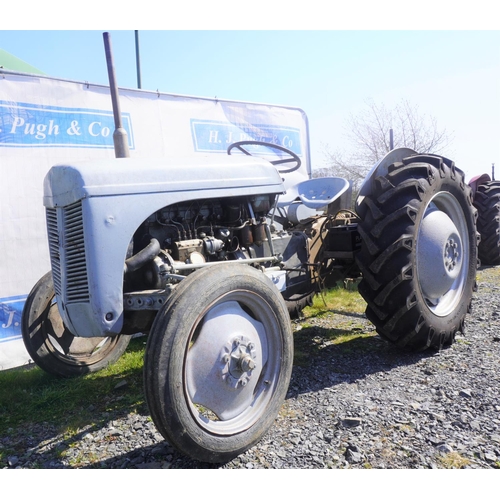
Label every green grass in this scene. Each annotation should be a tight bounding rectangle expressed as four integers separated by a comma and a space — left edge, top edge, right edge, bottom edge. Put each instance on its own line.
476, 265, 500, 284
437, 452, 470, 469
0, 336, 147, 440
302, 282, 366, 318
293, 282, 376, 366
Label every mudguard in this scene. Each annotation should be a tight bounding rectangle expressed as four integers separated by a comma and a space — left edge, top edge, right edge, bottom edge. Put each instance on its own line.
355, 148, 417, 213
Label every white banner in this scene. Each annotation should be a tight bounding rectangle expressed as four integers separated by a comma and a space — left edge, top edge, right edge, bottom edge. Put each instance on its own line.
0, 71, 311, 370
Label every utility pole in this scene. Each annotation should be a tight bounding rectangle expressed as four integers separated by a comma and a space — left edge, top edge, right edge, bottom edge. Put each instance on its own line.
135, 30, 142, 89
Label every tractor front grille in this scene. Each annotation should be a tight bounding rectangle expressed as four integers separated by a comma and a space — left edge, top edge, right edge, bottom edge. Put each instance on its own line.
46, 201, 90, 304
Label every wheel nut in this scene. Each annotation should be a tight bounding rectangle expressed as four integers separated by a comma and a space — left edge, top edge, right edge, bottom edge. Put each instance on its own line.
239, 355, 256, 372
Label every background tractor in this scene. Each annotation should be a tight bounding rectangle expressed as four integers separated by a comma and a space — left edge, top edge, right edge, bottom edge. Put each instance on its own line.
469, 171, 500, 265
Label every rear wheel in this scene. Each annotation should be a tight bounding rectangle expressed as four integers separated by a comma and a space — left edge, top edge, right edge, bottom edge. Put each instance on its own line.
473, 180, 500, 265
144, 264, 293, 463
283, 291, 315, 318
355, 155, 478, 351
22, 272, 130, 377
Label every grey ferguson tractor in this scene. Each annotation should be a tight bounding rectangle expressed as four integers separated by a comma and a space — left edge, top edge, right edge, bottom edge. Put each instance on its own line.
22, 142, 478, 463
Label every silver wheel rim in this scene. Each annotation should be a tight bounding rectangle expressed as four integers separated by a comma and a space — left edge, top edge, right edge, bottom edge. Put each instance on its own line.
416, 191, 469, 317
184, 290, 282, 435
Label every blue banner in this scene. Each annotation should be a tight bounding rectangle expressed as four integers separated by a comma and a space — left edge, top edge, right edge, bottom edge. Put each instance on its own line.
0, 100, 134, 149
191, 119, 302, 155
0, 295, 26, 343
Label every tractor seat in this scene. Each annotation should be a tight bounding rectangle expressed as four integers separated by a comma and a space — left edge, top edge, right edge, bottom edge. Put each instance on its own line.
277, 177, 350, 209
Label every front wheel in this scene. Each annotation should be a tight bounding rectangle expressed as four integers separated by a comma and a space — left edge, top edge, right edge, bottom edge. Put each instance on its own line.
22, 272, 131, 377
355, 155, 478, 351
144, 264, 293, 463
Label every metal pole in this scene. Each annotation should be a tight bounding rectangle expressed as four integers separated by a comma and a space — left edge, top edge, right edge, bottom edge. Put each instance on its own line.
103, 32, 130, 158
135, 30, 142, 89
493, 163, 495, 181
389, 128, 394, 150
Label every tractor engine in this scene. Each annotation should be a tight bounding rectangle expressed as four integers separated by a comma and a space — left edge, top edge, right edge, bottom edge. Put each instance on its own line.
121, 193, 316, 334
125, 194, 278, 292
124, 194, 307, 292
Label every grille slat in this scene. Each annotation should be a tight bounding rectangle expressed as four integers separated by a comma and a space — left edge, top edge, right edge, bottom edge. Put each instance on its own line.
46, 208, 62, 296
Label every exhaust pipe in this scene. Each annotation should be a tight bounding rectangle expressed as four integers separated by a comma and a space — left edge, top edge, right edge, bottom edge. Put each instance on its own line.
103, 31, 130, 158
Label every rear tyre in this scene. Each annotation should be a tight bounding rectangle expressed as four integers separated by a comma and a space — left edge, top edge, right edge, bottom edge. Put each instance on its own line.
473, 180, 500, 265
355, 155, 478, 351
144, 264, 293, 463
22, 272, 130, 377
283, 291, 315, 318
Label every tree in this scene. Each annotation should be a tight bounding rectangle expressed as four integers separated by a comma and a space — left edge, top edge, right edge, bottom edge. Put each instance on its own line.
315, 99, 453, 196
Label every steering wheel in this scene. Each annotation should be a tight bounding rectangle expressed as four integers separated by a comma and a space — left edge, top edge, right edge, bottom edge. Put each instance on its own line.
227, 140, 301, 174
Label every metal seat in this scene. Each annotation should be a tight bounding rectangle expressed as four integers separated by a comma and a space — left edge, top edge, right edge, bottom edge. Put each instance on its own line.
278, 177, 350, 209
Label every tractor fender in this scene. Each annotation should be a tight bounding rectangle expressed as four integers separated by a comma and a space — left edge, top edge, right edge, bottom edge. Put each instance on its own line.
468, 173, 491, 197
355, 147, 417, 214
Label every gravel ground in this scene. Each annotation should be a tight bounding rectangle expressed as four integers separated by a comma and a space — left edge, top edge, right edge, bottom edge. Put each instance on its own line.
3, 266, 500, 469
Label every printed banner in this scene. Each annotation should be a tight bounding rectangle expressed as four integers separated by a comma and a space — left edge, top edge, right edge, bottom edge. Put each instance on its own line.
0, 294, 29, 371
0, 294, 25, 342
0, 100, 134, 149
191, 119, 302, 155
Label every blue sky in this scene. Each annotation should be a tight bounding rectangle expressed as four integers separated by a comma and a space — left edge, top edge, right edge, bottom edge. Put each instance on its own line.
1, 25, 499, 180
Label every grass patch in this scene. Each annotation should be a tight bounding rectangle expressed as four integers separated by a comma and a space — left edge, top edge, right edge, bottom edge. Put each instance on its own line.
292, 283, 376, 366
0, 336, 147, 439
437, 452, 470, 469
293, 326, 376, 366
476, 265, 500, 284
302, 282, 366, 318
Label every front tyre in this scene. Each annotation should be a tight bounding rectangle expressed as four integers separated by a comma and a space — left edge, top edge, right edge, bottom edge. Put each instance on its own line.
21, 272, 131, 377
355, 155, 478, 351
144, 264, 293, 463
